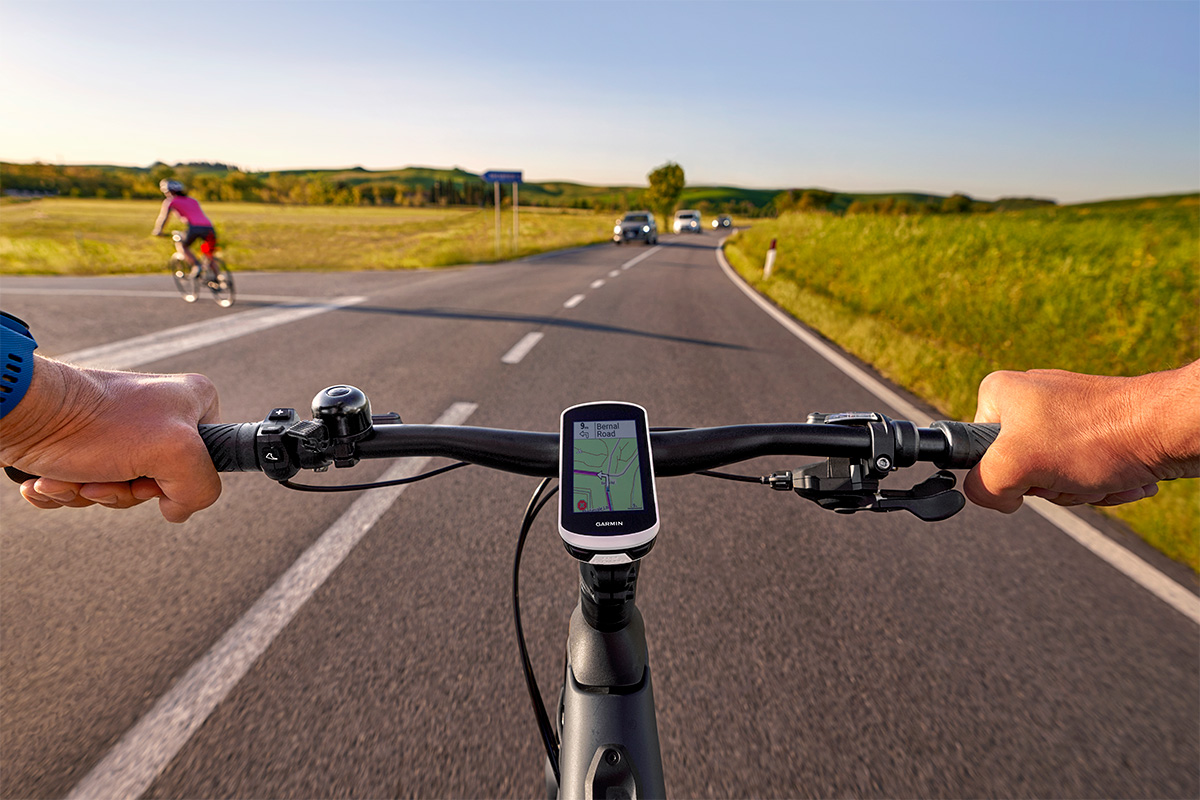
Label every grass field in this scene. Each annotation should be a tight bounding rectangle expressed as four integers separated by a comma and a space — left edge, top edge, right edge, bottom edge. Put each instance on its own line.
724, 198, 1200, 570
0, 199, 617, 274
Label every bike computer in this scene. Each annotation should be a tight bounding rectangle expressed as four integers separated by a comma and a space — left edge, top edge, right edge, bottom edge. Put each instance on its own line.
559, 401, 659, 562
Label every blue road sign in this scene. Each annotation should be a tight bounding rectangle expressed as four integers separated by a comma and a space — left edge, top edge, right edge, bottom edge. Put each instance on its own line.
483, 170, 522, 184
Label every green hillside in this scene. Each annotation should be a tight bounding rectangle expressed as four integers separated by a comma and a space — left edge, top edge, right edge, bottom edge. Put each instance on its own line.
1067, 193, 1199, 211
4, 160, 1191, 219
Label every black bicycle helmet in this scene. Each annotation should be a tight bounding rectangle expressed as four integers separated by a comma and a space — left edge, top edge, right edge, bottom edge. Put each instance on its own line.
160, 179, 186, 196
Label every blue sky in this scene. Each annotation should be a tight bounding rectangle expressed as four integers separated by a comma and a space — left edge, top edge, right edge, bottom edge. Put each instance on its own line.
2, 0, 1197, 203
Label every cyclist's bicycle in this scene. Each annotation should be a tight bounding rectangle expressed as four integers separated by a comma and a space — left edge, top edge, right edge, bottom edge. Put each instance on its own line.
166, 230, 234, 307
197, 384, 998, 799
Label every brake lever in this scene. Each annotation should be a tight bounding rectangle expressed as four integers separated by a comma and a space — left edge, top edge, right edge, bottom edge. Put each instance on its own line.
791, 468, 966, 521
779, 411, 969, 522
871, 470, 966, 521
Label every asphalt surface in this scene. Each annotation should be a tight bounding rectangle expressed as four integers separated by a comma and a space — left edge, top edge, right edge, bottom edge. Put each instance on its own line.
1, 232, 1197, 799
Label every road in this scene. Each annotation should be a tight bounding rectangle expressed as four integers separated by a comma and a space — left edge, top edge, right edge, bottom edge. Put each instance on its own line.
2, 232, 1197, 799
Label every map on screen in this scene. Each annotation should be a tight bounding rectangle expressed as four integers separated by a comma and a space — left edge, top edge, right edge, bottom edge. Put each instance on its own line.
571, 420, 645, 514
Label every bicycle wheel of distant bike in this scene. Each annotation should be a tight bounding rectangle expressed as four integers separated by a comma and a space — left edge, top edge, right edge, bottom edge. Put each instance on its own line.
207, 258, 235, 307
171, 254, 199, 303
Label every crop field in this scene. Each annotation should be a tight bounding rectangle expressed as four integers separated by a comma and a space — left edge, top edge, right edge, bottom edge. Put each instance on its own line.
724, 197, 1200, 570
0, 199, 616, 274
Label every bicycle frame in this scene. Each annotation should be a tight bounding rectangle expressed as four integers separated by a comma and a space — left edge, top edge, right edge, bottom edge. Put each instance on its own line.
171, 231, 218, 273
169, 230, 234, 307
555, 561, 665, 799
195, 388, 998, 798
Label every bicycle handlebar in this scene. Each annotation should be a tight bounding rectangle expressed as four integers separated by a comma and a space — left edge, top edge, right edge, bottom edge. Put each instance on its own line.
4, 384, 999, 522
197, 404, 999, 478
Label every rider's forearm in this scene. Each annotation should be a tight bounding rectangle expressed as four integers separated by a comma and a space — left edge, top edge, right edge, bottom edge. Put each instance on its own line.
0, 356, 89, 464
151, 206, 169, 235
1134, 359, 1200, 479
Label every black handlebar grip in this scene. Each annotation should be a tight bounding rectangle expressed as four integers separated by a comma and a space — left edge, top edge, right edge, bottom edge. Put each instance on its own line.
4, 466, 39, 485
930, 421, 1001, 470
199, 422, 261, 472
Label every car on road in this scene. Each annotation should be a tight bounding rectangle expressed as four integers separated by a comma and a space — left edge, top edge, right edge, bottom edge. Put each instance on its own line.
711, 214, 732, 229
613, 211, 658, 245
673, 209, 702, 234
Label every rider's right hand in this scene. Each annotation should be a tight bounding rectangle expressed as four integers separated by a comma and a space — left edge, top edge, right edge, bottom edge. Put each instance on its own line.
963, 361, 1200, 512
0, 356, 223, 522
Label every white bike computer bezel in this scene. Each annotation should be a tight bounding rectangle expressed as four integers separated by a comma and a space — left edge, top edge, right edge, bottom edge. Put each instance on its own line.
558, 401, 659, 558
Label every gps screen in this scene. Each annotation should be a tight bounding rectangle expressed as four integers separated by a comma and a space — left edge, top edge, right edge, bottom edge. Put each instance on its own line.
570, 419, 645, 514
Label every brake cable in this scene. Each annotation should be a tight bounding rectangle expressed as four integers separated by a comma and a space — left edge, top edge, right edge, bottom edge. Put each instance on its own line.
513, 479, 562, 784
279, 461, 471, 492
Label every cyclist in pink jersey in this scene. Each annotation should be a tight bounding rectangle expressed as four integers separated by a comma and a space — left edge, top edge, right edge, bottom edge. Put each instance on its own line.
151, 179, 216, 271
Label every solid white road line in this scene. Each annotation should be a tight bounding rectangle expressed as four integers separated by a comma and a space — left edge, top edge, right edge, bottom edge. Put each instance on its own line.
714, 240, 1200, 625
65, 401, 478, 800
589, 279, 605, 289
621, 245, 661, 269
1026, 499, 1200, 624
501, 332, 544, 364
54, 297, 366, 370
564, 294, 585, 309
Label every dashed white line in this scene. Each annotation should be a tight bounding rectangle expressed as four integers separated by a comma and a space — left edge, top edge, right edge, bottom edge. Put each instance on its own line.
65, 401, 479, 800
621, 245, 662, 269
564, 294, 585, 309
590, 279, 605, 289
608, 270, 620, 278
501, 332, 544, 364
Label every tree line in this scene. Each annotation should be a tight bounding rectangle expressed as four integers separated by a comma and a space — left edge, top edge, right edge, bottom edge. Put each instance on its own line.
2, 161, 1055, 216
770, 188, 1055, 216
0, 162, 496, 207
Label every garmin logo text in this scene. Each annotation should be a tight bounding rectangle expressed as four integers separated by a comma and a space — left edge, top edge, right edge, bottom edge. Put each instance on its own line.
595, 521, 624, 527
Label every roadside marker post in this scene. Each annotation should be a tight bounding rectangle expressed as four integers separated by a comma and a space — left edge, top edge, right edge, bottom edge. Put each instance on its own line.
763, 238, 777, 278
493, 182, 501, 256
483, 171, 523, 257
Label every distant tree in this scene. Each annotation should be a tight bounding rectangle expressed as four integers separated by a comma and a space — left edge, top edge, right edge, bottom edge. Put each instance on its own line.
373, 183, 397, 205
150, 163, 176, 185
941, 193, 973, 213
797, 189, 835, 212
771, 191, 797, 216
305, 178, 334, 205
994, 197, 1057, 211
644, 162, 685, 222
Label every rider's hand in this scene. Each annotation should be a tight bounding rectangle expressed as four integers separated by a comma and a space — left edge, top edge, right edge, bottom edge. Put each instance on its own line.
963, 362, 1200, 512
0, 356, 222, 522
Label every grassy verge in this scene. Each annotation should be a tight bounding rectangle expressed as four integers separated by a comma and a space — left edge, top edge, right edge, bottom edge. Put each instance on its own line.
724, 202, 1199, 571
0, 198, 617, 274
